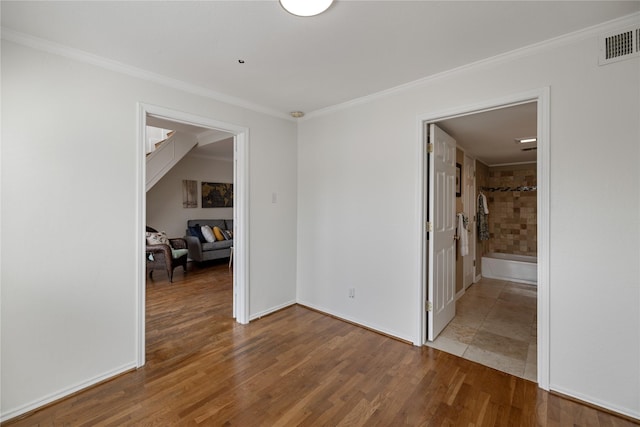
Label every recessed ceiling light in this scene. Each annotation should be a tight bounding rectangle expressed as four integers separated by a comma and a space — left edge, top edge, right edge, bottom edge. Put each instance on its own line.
515, 137, 537, 144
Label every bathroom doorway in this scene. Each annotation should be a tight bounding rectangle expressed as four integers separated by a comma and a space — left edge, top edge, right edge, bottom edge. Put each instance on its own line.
420, 90, 549, 387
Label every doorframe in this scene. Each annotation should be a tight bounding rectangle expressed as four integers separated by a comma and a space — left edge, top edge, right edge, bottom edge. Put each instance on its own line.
416, 87, 550, 390
135, 103, 250, 367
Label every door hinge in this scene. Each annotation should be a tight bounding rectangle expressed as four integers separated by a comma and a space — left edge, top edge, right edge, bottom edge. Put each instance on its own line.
425, 301, 433, 312
426, 221, 433, 232
473, 260, 476, 267
427, 143, 434, 153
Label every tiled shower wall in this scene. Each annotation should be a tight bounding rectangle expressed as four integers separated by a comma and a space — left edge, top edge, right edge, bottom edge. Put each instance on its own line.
485, 164, 537, 256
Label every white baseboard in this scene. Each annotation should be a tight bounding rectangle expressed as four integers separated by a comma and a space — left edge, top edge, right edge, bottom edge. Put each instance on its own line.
249, 300, 296, 321
475, 274, 482, 282
296, 299, 417, 345
550, 384, 640, 422
0, 362, 136, 423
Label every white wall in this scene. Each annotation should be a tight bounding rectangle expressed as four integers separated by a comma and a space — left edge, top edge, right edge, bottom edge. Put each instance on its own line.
147, 154, 234, 238
296, 17, 640, 418
0, 40, 297, 419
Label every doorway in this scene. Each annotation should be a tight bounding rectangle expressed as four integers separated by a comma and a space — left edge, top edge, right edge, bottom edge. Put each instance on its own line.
419, 89, 550, 389
136, 103, 250, 367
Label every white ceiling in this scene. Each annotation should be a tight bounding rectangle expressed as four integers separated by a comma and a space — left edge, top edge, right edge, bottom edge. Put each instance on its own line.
2, 1, 638, 115
2, 1, 638, 164
437, 102, 537, 166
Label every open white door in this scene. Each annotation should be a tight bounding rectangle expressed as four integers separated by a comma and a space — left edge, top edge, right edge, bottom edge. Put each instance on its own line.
427, 124, 457, 341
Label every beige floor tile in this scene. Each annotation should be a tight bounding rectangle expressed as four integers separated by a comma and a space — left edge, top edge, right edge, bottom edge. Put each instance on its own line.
485, 301, 535, 325
530, 322, 538, 338
463, 345, 526, 377
502, 282, 537, 297
479, 317, 532, 341
440, 318, 478, 344
426, 335, 468, 357
431, 278, 538, 382
465, 282, 505, 299
526, 342, 537, 366
455, 296, 494, 324
523, 362, 537, 382
498, 291, 537, 309
468, 329, 529, 361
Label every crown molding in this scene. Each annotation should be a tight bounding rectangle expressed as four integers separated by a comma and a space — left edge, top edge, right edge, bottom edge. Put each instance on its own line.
3, 10, 638, 122
304, 11, 640, 120
1, 28, 294, 122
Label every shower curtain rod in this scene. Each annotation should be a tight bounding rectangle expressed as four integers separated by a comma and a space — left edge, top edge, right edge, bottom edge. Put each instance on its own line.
480, 186, 537, 192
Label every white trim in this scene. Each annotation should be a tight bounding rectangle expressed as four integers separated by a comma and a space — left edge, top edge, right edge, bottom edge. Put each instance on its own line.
536, 87, 551, 391
416, 119, 428, 346
136, 104, 146, 368
550, 385, 640, 421
249, 300, 297, 321
416, 88, 551, 391
0, 362, 136, 423
1, 28, 291, 122
297, 300, 416, 345
136, 103, 250, 368
306, 12, 640, 119
233, 130, 250, 325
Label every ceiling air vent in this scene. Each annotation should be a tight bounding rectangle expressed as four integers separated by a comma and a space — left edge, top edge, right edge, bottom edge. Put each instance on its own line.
599, 26, 640, 65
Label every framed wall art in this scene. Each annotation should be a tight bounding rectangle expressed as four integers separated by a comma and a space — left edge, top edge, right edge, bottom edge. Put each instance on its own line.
202, 182, 233, 208
182, 179, 198, 208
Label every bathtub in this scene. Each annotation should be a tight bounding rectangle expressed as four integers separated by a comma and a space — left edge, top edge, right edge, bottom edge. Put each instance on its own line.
481, 252, 537, 285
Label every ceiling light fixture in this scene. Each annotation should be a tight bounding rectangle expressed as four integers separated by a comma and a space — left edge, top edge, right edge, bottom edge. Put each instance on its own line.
290, 111, 305, 118
279, 0, 334, 17
515, 137, 537, 144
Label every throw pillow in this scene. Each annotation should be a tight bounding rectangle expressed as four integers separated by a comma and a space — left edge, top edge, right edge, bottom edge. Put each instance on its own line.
188, 225, 207, 243
146, 231, 169, 245
213, 226, 225, 241
201, 225, 216, 243
221, 229, 232, 240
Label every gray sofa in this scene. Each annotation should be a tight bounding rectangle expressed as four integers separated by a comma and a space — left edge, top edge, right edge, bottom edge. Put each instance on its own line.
184, 219, 233, 262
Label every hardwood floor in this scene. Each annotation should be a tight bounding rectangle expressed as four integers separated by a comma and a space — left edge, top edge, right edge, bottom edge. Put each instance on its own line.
4, 261, 638, 426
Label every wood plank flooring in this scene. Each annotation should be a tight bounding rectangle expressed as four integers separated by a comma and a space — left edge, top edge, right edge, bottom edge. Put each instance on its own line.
4, 261, 638, 426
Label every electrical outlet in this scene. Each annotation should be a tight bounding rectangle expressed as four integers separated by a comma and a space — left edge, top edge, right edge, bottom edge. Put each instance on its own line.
348, 288, 355, 299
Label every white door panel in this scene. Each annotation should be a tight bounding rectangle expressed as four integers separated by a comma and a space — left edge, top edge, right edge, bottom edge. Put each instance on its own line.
428, 124, 457, 341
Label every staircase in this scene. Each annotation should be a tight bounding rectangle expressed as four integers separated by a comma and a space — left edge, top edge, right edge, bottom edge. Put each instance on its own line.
146, 132, 197, 191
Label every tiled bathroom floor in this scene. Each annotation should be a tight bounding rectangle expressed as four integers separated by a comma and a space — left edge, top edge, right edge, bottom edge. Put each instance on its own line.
426, 278, 537, 382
